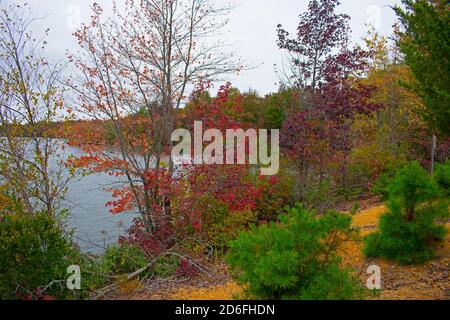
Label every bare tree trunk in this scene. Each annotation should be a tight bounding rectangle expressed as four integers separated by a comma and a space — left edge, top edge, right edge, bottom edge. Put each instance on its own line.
406, 207, 416, 222
431, 135, 437, 176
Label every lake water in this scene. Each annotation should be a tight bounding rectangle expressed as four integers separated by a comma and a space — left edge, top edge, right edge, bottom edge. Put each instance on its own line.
56, 144, 138, 254
1, 140, 180, 254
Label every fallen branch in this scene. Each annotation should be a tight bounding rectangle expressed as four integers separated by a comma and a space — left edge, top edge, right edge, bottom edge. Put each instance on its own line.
91, 250, 213, 299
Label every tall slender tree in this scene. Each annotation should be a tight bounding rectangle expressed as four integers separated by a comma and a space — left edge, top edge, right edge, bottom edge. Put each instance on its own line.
0, 2, 71, 214
67, 0, 241, 233
276, 0, 351, 108
395, 0, 450, 136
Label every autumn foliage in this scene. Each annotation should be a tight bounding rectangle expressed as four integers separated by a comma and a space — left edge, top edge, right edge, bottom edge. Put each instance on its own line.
1, 0, 449, 301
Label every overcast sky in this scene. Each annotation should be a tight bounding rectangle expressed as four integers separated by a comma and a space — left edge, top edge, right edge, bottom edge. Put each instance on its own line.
23, 0, 402, 95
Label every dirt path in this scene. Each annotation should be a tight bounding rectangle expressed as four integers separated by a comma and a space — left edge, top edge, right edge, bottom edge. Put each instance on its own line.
341, 205, 449, 300
121, 205, 449, 300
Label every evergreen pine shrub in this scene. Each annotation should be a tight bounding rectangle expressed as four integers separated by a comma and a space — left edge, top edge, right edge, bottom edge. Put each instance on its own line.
364, 162, 449, 264
226, 204, 364, 300
434, 161, 450, 196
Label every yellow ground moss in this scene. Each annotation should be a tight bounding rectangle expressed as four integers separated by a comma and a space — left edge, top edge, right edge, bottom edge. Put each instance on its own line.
169, 282, 242, 300
352, 205, 386, 234
163, 205, 449, 300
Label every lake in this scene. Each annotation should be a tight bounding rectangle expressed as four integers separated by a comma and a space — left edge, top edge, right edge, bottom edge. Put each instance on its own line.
23, 142, 139, 254
58, 144, 139, 254
0, 140, 184, 254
